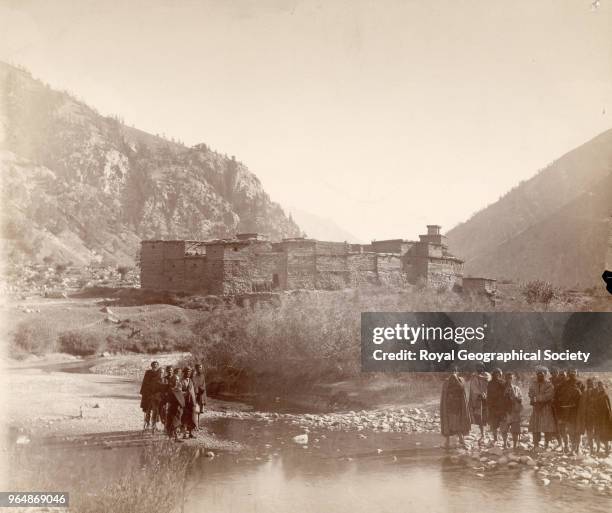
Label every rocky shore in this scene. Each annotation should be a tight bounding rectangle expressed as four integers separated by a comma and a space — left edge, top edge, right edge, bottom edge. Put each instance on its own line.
211, 406, 612, 497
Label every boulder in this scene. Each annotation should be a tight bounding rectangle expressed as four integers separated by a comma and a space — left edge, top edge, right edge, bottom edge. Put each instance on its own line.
486, 447, 504, 457
293, 434, 308, 445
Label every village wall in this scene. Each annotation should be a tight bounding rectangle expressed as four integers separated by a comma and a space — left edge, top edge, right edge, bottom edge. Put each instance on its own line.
140, 225, 466, 294
463, 277, 497, 295
377, 254, 406, 287
347, 253, 379, 287
426, 258, 463, 289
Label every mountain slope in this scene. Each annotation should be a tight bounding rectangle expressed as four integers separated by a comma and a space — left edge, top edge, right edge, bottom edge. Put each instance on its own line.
0, 62, 301, 265
287, 206, 362, 243
447, 131, 612, 288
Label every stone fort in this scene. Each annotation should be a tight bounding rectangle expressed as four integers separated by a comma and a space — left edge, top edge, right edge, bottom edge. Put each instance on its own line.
140, 225, 474, 295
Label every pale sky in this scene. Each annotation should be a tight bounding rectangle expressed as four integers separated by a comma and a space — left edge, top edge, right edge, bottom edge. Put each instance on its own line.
1, 0, 611, 241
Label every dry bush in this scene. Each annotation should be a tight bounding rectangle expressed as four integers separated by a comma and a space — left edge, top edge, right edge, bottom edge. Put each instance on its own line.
105, 329, 193, 354
11, 319, 57, 356
521, 280, 557, 306
189, 288, 497, 390
57, 330, 104, 356
7, 443, 193, 513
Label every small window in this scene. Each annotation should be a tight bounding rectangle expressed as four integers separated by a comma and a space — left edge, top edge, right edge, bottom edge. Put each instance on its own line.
233, 247, 238, 252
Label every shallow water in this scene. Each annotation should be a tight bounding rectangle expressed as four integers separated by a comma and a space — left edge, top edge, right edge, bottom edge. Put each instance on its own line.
18, 416, 610, 513
181, 419, 610, 513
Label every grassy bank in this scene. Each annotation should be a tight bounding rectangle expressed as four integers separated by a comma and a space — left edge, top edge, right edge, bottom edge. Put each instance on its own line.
6, 443, 194, 513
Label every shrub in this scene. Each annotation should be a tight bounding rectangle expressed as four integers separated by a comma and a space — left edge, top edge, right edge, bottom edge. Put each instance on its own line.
58, 330, 104, 356
117, 265, 132, 281
188, 288, 496, 391
521, 280, 557, 306
105, 331, 192, 354
7, 442, 193, 513
11, 320, 56, 356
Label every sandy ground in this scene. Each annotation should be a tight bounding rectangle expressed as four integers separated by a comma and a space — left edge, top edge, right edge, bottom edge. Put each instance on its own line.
3, 357, 243, 451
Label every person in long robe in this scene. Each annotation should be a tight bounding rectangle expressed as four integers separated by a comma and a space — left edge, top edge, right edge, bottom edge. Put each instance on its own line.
159, 365, 174, 425
180, 367, 198, 439
192, 363, 207, 430
576, 378, 597, 453
554, 369, 582, 453
487, 368, 506, 445
593, 381, 612, 454
440, 370, 471, 448
501, 371, 522, 450
139, 361, 162, 431
528, 366, 557, 452
165, 374, 185, 441
550, 368, 565, 447
469, 364, 490, 444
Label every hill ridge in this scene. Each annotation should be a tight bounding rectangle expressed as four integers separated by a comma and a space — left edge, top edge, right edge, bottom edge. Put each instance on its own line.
0, 62, 302, 266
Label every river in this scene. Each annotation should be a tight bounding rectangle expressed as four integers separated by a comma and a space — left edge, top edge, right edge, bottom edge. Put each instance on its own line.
11, 359, 611, 512
24, 416, 609, 513
181, 418, 610, 513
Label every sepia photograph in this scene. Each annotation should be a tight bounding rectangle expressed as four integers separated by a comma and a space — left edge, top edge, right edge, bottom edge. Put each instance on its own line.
0, 1, 611, 512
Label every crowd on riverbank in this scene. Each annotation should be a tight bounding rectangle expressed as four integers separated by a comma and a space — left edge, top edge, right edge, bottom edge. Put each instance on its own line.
139, 361, 207, 441
441, 366, 612, 455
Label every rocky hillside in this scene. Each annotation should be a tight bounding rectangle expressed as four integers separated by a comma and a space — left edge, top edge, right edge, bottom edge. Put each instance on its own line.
447, 130, 612, 288
0, 62, 301, 266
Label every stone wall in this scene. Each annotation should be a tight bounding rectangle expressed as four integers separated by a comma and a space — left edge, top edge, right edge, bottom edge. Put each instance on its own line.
140, 241, 186, 291
285, 243, 316, 290
463, 277, 497, 295
183, 257, 208, 293
205, 241, 283, 295
347, 253, 378, 287
377, 254, 406, 287
139, 225, 466, 294
315, 253, 350, 289
371, 240, 413, 255
426, 257, 463, 289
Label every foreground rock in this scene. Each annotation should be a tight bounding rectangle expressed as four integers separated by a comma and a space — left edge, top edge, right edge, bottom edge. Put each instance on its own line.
212, 407, 440, 434
448, 442, 612, 497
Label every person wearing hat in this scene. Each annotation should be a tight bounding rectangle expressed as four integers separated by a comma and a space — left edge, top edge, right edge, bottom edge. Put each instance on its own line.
576, 378, 598, 453
158, 365, 174, 425
550, 367, 566, 447
501, 371, 523, 450
180, 367, 198, 439
469, 363, 490, 444
139, 361, 163, 433
165, 370, 185, 441
192, 363, 207, 430
593, 380, 612, 454
554, 368, 583, 453
487, 368, 506, 445
440, 368, 471, 449
528, 366, 557, 452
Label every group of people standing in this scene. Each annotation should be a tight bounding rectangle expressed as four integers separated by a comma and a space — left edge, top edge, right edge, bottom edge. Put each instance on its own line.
440, 365, 612, 454
139, 361, 207, 441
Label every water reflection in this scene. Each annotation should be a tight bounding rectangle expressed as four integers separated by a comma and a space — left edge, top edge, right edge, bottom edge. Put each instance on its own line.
182, 419, 610, 513
14, 418, 610, 513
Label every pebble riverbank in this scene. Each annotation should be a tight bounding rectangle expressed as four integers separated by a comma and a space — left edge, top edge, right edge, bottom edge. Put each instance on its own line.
211, 406, 612, 497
